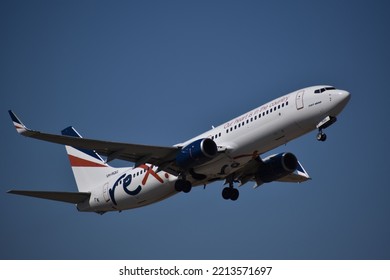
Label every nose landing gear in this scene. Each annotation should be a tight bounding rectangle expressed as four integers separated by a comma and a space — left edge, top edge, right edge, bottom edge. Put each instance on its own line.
316, 116, 337, 142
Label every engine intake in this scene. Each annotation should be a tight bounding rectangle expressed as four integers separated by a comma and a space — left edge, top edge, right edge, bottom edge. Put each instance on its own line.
176, 138, 218, 169
257, 152, 298, 183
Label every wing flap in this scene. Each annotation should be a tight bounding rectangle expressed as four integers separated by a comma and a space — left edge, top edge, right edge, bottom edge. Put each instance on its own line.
7, 190, 91, 204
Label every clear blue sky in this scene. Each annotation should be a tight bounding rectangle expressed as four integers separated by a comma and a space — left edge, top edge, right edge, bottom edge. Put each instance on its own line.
1, 0, 389, 259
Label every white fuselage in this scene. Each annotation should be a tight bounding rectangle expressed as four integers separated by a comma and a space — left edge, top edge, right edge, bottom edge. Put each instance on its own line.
80, 86, 350, 213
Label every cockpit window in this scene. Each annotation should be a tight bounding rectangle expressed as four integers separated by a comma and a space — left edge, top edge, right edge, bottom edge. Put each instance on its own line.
314, 87, 336, 94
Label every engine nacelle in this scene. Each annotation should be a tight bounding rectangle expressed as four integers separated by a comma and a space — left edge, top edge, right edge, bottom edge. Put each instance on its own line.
176, 138, 218, 169
257, 152, 298, 183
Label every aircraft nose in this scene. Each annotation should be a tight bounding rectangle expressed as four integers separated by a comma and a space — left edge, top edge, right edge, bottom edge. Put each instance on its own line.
337, 90, 351, 105
332, 89, 351, 112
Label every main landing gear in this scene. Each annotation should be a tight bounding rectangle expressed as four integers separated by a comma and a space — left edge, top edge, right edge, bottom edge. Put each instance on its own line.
175, 176, 240, 201
175, 178, 192, 193
222, 178, 239, 201
222, 186, 239, 201
175, 169, 204, 193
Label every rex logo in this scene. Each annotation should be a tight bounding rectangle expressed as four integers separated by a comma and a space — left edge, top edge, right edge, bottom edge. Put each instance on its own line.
109, 165, 164, 206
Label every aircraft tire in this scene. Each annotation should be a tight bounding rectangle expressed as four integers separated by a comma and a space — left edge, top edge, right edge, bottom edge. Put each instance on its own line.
230, 188, 239, 201
222, 187, 231, 200
317, 132, 327, 142
222, 187, 239, 200
182, 181, 192, 193
175, 179, 192, 193
175, 179, 184, 192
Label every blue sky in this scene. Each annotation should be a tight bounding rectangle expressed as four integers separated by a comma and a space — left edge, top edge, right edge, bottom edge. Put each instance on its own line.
1, 0, 389, 259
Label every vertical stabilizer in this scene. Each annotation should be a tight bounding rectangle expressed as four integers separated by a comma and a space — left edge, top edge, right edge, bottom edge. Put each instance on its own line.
61, 127, 115, 192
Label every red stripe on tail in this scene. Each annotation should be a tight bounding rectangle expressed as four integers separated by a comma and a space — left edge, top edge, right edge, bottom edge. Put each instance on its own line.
68, 155, 106, 167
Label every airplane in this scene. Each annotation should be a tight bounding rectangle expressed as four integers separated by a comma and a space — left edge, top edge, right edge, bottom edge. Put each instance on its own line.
7, 85, 350, 214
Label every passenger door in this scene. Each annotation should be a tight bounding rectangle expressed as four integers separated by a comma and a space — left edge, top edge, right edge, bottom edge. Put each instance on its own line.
295, 90, 304, 110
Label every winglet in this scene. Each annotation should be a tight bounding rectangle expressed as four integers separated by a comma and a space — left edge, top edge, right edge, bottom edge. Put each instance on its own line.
296, 161, 311, 180
8, 110, 30, 135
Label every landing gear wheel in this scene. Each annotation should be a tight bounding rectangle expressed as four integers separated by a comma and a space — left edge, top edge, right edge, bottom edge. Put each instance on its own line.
230, 188, 239, 201
182, 181, 192, 193
175, 179, 192, 193
222, 187, 232, 200
317, 132, 327, 142
222, 187, 239, 201
175, 180, 183, 192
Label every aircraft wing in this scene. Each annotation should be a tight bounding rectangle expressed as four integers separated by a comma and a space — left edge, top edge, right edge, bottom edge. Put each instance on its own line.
9, 111, 180, 173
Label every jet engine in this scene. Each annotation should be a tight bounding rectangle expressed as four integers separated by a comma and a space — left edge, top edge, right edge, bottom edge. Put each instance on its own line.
176, 138, 218, 169
256, 152, 298, 183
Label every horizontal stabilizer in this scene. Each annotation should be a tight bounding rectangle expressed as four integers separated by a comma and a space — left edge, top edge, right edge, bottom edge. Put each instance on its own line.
7, 190, 90, 204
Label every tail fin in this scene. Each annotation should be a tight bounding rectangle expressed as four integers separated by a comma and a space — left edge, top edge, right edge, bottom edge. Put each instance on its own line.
61, 126, 115, 192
